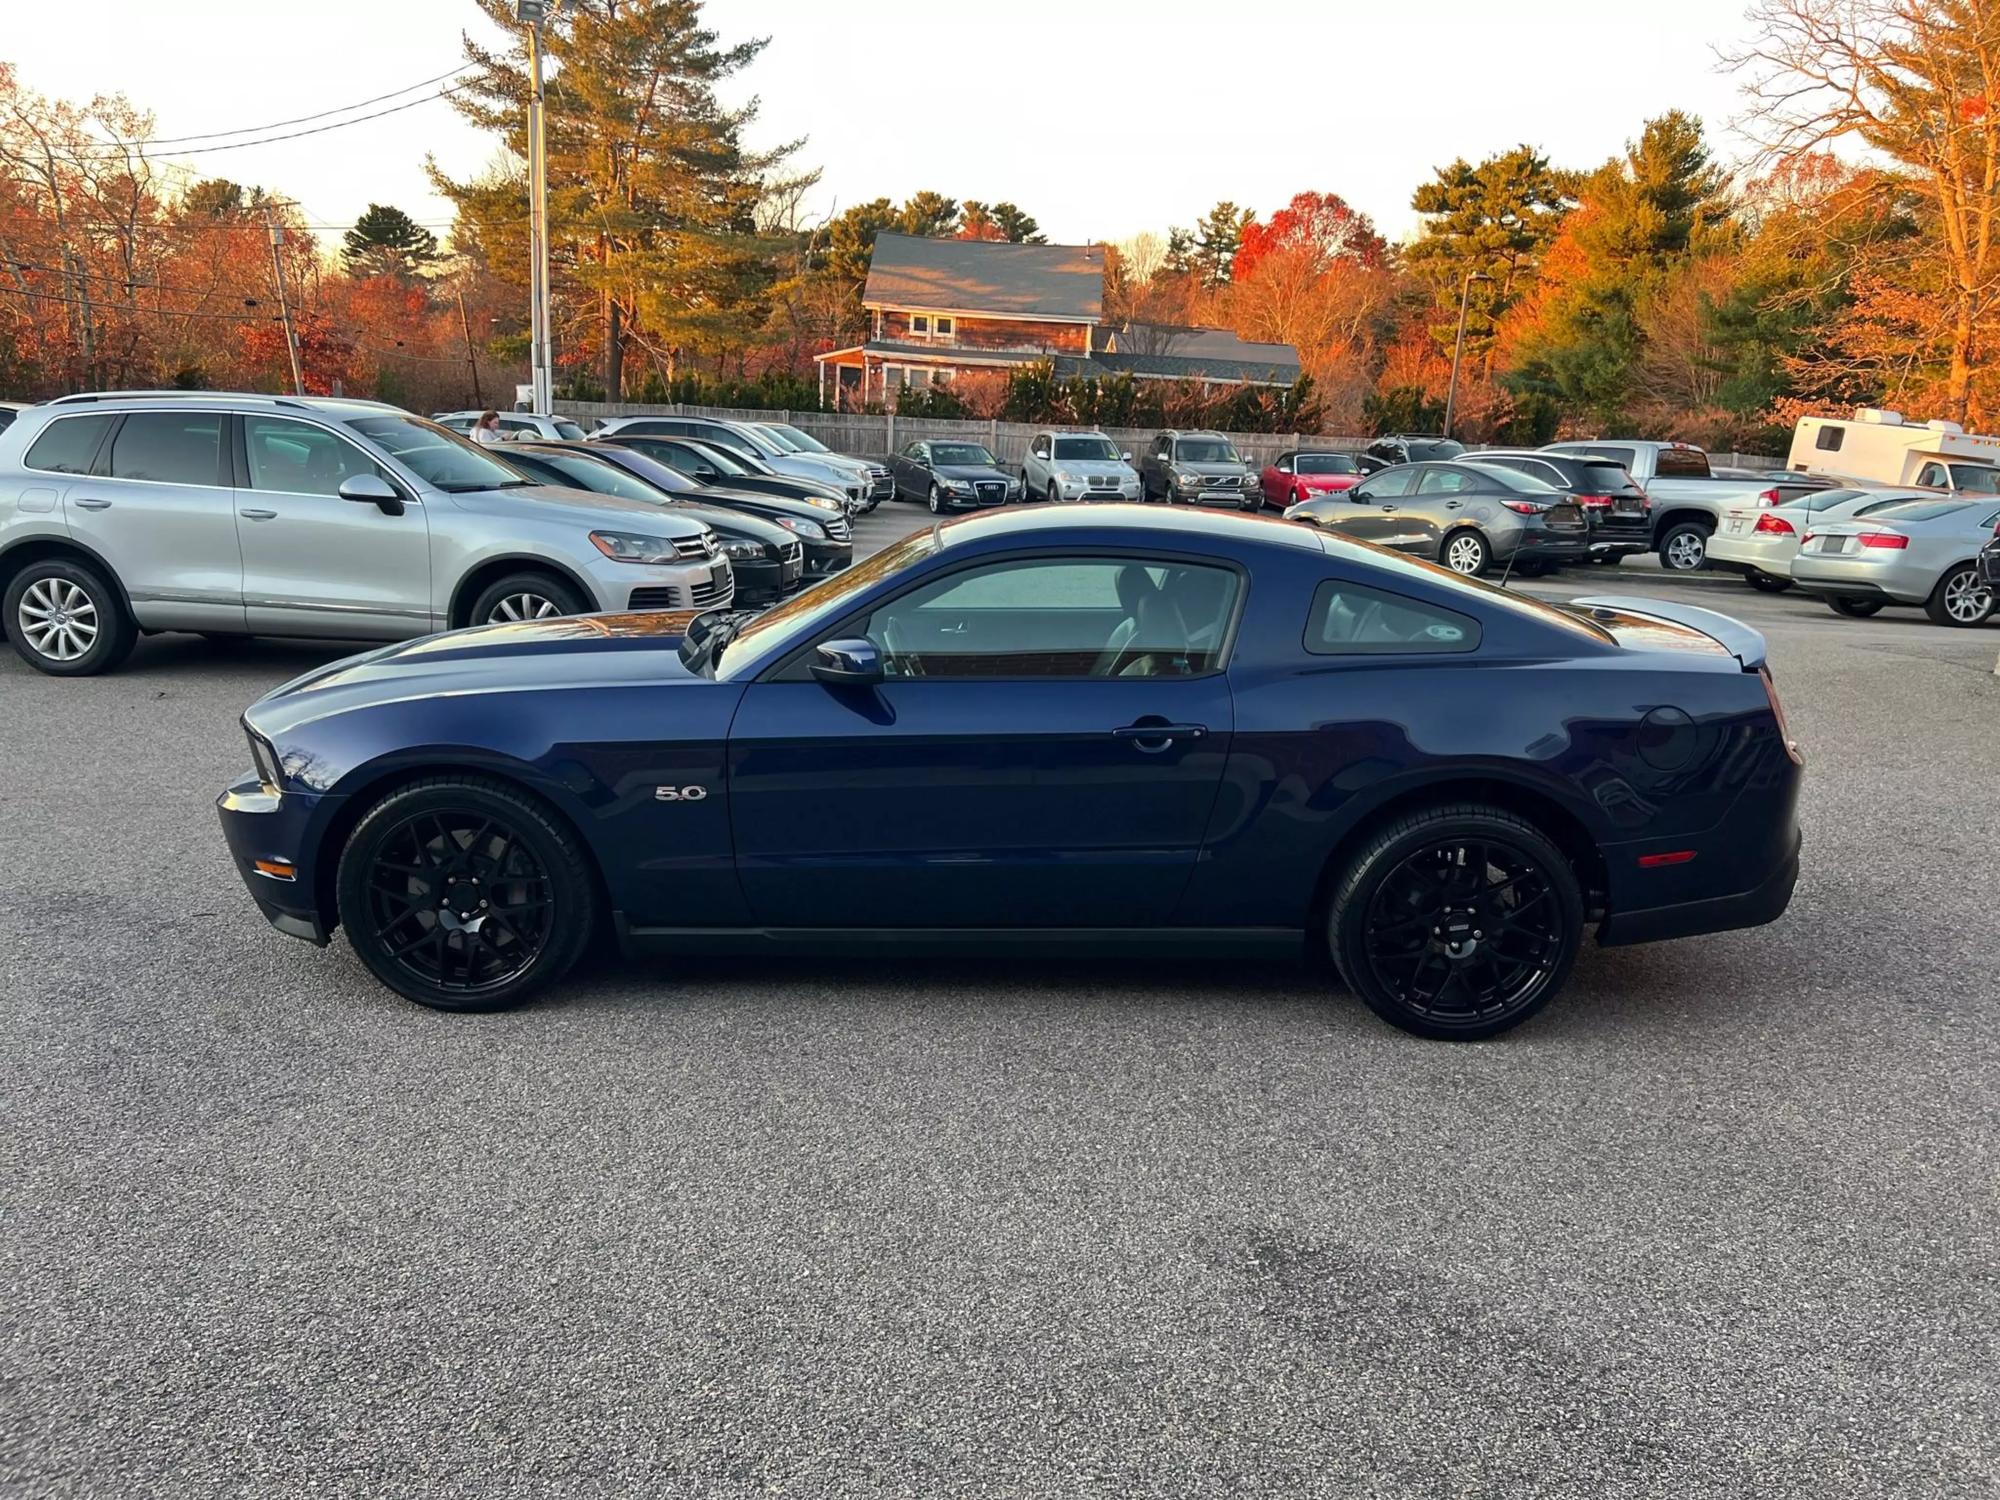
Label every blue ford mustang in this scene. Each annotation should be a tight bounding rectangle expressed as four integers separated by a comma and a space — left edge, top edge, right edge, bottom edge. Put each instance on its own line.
217, 506, 1803, 1039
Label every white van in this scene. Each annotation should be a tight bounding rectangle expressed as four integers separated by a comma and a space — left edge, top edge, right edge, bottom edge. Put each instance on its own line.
1789, 408, 2000, 493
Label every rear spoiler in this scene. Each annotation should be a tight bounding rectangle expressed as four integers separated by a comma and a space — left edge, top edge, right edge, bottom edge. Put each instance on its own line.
1571, 595, 1769, 670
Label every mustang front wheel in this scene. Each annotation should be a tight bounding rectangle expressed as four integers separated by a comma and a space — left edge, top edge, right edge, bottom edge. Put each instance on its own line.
336, 776, 599, 1011
1328, 805, 1584, 1040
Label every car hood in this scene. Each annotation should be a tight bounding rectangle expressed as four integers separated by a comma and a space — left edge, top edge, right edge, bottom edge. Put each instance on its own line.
1050, 458, 1136, 478
1173, 460, 1251, 477
246, 612, 711, 740
448, 482, 708, 536
1293, 472, 1361, 490
934, 464, 1012, 484
692, 485, 845, 525
651, 500, 791, 544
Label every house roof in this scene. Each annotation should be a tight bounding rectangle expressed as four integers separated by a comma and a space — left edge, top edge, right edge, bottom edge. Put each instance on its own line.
1100, 324, 1301, 382
863, 233, 1104, 321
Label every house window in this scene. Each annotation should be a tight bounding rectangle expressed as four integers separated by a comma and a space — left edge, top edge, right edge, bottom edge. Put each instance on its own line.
886, 365, 953, 388
934, 316, 955, 344
910, 314, 931, 338
1814, 426, 1844, 452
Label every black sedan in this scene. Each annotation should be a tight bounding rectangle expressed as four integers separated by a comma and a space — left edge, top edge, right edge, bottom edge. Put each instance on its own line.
582, 440, 853, 579
1471, 450, 1654, 563
595, 434, 852, 511
502, 444, 808, 605
1285, 461, 1590, 576
886, 440, 1024, 513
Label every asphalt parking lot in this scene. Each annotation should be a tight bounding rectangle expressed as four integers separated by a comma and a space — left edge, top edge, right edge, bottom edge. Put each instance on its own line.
3, 501, 1996, 1498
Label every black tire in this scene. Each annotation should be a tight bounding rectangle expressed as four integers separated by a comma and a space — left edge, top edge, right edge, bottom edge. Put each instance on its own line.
1440, 529, 1491, 577
3, 556, 137, 676
927, 482, 944, 515
1747, 573, 1794, 593
468, 571, 588, 626
1924, 562, 1995, 627
1658, 521, 1711, 573
1827, 595, 1885, 618
1328, 804, 1585, 1040
335, 775, 599, 1012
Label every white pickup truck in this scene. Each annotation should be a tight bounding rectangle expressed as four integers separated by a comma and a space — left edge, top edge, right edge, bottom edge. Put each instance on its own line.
1540, 439, 1829, 572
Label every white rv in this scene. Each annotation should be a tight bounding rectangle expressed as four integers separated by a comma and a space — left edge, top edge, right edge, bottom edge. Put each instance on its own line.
1789, 408, 2000, 493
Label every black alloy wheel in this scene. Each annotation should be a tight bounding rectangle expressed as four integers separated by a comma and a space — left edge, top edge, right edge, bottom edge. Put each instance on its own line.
336, 776, 598, 1011
1827, 595, 1885, 619
1329, 806, 1584, 1040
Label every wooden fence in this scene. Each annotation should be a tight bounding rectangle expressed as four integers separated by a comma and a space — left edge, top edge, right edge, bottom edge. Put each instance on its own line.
552, 400, 1777, 471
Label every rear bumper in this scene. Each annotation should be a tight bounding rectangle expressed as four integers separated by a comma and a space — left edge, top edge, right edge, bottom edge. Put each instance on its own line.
1509, 532, 1591, 563
1597, 831, 1801, 947
1790, 557, 1923, 603
216, 775, 335, 946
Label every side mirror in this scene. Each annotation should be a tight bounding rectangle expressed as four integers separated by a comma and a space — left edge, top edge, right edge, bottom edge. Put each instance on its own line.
810, 637, 884, 686
1121, 451, 1133, 462
338, 473, 405, 516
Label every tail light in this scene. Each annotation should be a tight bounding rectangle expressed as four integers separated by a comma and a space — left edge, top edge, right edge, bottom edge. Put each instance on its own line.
1575, 493, 1613, 508
1502, 500, 1540, 515
1753, 512, 1795, 536
1760, 666, 1805, 766
1859, 531, 1909, 549
1756, 487, 1781, 506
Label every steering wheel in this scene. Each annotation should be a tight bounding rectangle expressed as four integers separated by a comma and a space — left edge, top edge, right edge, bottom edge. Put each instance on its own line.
880, 617, 924, 678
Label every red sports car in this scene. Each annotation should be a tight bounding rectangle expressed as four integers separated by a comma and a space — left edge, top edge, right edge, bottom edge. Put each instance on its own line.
1261, 449, 1364, 508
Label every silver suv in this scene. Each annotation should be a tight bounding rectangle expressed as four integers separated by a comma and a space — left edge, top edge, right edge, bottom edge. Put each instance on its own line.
0, 393, 732, 676
1021, 430, 1141, 502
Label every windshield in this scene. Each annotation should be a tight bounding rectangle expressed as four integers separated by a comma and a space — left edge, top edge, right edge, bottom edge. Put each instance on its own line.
1949, 465, 2000, 493
1296, 453, 1358, 475
1405, 439, 1467, 462
1054, 436, 1120, 462
345, 414, 532, 492
553, 420, 586, 441
713, 527, 941, 679
589, 443, 697, 493
931, 443, 997, 466
1175, 438, 1240, 464
522, 450, 665, 504
753, 424, 803, 452
696, 441, 771, 475
768, 422, 831, 453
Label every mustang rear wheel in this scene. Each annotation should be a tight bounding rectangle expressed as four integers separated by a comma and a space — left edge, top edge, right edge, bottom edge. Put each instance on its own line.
1328, 805, 1584, 1040
336, 776, 599, 1011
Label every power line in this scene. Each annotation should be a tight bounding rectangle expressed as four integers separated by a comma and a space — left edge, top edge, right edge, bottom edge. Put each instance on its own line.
31, 86, 471, 162
4, 258, 271, 302
0, 285, 281, 322
121, 68, 474, 149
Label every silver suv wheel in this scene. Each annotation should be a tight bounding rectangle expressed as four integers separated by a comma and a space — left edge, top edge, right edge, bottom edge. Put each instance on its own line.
487, 592, 563, 623
17, 577, 100, 662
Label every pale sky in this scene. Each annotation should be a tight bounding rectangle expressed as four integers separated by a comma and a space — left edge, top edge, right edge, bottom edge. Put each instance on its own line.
7, 0, 1763, 248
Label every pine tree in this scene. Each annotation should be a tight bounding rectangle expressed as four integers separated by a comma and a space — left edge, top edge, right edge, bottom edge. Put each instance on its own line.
342, 204, 439, 280
1190, 202, 1254, 286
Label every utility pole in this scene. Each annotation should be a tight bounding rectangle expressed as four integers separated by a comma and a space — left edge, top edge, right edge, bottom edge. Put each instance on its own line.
264, 209, 305, 396
456, 287, 483, 407
518, 0, 555, 415
1442, 269, 1491, 441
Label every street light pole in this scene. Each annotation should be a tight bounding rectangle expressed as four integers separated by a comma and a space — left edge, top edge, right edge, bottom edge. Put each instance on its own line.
1443, 269, 1491, 440
519, 0, 555, 415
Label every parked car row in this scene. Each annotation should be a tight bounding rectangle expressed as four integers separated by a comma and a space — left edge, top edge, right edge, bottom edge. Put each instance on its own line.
0, 393, 875, 676
1708, 488, 1998, 626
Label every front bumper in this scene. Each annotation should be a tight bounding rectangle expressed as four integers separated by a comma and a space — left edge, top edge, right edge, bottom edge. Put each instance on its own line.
805, 540, 852, 576
731, 552, 807, 604
217, 775, 336, 946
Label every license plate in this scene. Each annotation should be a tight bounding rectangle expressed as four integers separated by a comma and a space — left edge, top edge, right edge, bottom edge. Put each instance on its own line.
1615, 499, 1642, 514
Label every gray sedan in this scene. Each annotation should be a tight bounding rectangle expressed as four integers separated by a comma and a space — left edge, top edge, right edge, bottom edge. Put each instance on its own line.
1790, 497, 2000, 626
1284, 460, 1590, 577
1707, 487, 1932, 593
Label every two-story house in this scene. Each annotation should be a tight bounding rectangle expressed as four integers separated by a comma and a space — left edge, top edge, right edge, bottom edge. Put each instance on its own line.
814, 233, 1301, 409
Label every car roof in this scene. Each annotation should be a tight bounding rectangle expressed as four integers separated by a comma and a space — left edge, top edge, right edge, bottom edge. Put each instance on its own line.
933, 502, 1323, 553
41, 391, 403, 417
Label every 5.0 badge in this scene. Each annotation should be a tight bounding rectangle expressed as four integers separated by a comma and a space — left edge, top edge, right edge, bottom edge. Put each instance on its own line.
654, 785, 708, 802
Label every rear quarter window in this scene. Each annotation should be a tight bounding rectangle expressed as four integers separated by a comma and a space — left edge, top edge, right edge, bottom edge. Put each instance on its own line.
23, 414, 115, 475
1306, 580, 1482, 656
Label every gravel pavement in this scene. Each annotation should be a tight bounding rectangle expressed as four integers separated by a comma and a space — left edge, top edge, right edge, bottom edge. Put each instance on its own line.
2, 505, 1996, 1498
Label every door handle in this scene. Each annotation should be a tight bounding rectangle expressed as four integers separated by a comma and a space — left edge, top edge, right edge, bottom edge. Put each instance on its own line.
239, 508, 278, 521
1444, 500, 1463, 509
73, 497, 111, 510
1112, 721, 1208, 753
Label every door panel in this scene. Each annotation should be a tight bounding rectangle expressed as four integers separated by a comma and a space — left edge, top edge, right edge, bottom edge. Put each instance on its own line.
60, 410, 244, 631
728, 675, 1234, 928
235, 416, 434, 638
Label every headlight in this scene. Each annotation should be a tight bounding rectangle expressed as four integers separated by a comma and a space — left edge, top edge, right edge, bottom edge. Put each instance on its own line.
947, 480, 974, 494
247, 727, 282, 791
1174, 471, 1200, 488
1007, 479, 1024, 498
806, 495, 842, 512
1054, 470, 1078, 486
589, 530, 685, 564
774, 515, 827, 539
721, 538, 763, 560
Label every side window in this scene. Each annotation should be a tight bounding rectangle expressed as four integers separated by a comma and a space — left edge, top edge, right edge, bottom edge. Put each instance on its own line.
900, 441, 925, 460
1416, 469, 1476, 495
1032, 436, 1050, 458
107, 412, 224, 486
1917, 463, 1946, 487
498, 417, 534, 432
860, 557, 1240, 680
244, 416, 386, 497
1273, 453, 1294, 473
1153, 435, 1171, 459
23, 415, 115, 475
911, 314, 931, 338
1814, 426, 1844, 452
699, 426, 755, 457
1306, 580, 1481, 656
1653, 447, 1709, 478
1362, 468, 1418, 499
